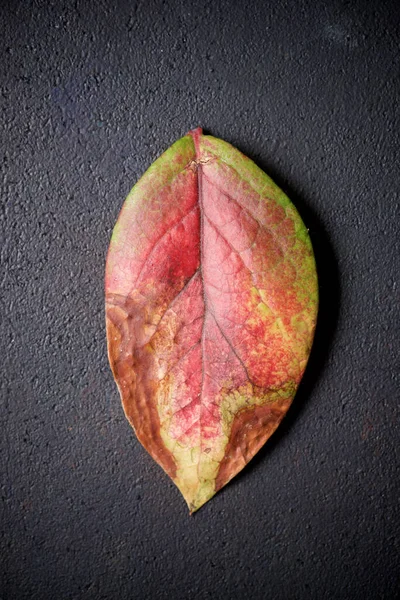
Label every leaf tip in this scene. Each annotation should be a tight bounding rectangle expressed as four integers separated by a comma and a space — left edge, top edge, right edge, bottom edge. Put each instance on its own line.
180, 482, 216, 515
187, 501, 201, 516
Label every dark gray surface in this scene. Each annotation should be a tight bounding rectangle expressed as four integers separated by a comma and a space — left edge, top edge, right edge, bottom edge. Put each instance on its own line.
1, 0, 399, 598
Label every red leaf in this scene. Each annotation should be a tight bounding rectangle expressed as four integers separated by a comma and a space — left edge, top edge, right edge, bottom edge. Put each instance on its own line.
105, 128, 318, 512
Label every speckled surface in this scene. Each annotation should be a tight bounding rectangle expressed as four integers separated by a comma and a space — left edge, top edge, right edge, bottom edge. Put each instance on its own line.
1, 1, 399, 598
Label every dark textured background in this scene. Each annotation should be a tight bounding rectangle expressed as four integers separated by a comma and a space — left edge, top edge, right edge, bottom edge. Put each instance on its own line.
1, 0, 399, 598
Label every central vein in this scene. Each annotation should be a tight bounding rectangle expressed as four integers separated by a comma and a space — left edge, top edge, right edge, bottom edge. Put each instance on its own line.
193, 131, 207, 473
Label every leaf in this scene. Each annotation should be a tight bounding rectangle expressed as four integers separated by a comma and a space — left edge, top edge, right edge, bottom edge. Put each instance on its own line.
105, 128, 318, 513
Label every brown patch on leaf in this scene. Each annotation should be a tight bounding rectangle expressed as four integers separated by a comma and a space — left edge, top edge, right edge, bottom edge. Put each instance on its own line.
215, 399, 291, 492
106, 293, 177, 479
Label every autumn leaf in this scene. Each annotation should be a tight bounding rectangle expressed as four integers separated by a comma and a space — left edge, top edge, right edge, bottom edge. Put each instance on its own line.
105, 128, 318, 513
